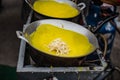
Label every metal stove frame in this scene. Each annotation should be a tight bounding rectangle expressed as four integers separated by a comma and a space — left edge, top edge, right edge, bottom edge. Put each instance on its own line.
17, 10, 107, 80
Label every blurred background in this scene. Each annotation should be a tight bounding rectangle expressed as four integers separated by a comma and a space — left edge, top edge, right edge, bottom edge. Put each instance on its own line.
0, 0, 120, 80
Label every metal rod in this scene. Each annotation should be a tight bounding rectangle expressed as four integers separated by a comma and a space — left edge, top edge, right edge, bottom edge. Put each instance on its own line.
93, 13, 119, 33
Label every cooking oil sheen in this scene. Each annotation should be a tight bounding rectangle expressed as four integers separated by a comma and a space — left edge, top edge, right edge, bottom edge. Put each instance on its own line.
29, 24, 94, 57
33, 0, 79, 18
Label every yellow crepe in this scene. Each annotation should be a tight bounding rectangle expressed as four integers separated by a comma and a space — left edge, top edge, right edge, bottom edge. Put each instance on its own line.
33, 0, 79, 18
29, 24, 95, 57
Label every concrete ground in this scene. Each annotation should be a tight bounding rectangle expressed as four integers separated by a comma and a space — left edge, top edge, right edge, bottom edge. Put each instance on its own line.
0, 0, 120, 80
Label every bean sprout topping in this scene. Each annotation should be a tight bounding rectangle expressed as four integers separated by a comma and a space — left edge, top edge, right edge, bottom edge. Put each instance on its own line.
48, 38, 70, 55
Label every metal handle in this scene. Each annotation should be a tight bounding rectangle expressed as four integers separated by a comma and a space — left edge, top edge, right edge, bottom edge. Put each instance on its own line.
16, 31, 29, 43
77, 2, 86, 11
25, 0, 33, 9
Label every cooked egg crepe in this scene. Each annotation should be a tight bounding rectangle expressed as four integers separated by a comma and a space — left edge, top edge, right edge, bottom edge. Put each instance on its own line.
33, 0, 79, 18
29, 24, 94, 57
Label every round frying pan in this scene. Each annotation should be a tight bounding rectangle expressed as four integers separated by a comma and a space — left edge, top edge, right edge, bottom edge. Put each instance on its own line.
16, 19, 99, 66
25, 0, 86, 19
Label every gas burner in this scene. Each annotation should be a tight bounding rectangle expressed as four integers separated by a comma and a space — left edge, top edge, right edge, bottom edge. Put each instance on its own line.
17, 10, 107, 80
17, 40, 106, 80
